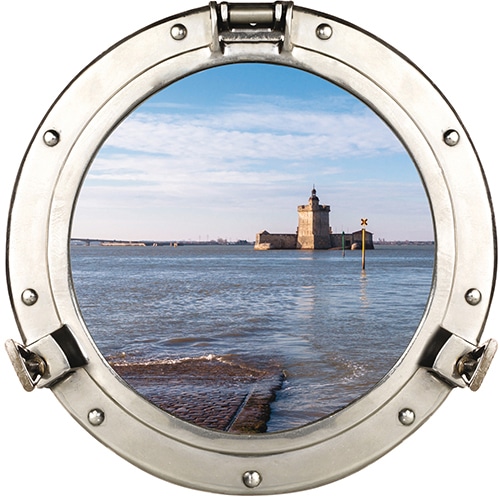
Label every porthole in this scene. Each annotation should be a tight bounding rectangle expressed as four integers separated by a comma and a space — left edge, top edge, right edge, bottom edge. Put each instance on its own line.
4, 2, 497, 495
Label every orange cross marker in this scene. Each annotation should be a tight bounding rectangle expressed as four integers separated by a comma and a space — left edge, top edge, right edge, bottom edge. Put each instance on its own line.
361, 218, 368, 226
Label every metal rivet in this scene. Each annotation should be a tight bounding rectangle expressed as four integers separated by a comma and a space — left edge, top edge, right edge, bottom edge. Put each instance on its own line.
398, 408, 415, 426
443, 129, 460, 146
465, 288, 482, 306
43, 129, 60, 146
316, 23, 333, 40
242, 471, 262, 488
88, 409, 105, 426
170, 24, 187, 40
21, 288, 38, 306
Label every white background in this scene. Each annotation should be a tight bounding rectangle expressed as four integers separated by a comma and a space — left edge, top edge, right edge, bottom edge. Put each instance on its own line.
1, 1, 498, 498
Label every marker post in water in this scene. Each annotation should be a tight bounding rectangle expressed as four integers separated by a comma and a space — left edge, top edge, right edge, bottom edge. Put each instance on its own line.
361, 218, 368, 270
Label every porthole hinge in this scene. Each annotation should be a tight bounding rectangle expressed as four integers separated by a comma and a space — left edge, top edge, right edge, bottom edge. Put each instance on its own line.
210, 1, 293, 54
5, 325, 88, 391
430, 333, 497, 391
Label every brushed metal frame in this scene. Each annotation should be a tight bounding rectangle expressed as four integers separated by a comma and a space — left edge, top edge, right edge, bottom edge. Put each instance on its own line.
6, 2, 496, 494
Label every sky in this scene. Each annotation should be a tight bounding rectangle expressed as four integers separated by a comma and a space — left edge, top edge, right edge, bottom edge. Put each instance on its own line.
72, 63, 434, 242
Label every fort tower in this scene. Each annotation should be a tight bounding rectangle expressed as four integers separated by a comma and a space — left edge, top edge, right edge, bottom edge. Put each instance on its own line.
296, 188, 332, 249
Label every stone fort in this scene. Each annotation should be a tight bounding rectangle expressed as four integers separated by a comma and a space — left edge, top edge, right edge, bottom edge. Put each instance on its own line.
254, 188, 374, 251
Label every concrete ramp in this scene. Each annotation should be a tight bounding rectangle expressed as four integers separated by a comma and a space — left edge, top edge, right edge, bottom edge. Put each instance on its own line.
112, 356, 284, 433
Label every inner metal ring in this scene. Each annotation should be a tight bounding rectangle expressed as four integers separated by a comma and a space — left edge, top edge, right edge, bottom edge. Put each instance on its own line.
6, 2, 496, 494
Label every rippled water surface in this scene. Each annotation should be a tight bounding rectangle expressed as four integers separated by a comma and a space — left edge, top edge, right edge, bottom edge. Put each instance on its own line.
71, 244, 434, 432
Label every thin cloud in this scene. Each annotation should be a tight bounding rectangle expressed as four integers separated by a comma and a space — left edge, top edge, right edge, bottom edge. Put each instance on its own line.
103, 105, 402, 164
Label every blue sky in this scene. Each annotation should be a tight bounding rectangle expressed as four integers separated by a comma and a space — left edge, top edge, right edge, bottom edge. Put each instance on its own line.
73, 63, 433, 242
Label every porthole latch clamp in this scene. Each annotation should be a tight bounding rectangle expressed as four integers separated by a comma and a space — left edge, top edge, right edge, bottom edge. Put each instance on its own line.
457, 338, 497, 391
210, 1, 293, 53
5, 325, 88, 392
431, 334, 497, 391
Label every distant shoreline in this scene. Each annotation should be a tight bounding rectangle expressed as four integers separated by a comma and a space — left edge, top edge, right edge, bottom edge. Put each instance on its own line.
374, 240, 434, 246
71, 238, 434, 247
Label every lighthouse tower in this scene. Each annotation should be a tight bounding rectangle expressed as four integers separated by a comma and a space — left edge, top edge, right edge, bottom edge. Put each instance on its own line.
296, 187, 332, 249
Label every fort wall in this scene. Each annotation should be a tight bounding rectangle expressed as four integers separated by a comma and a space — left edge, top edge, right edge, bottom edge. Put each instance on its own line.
255, 231, 374, 251
254, 231, 297, 250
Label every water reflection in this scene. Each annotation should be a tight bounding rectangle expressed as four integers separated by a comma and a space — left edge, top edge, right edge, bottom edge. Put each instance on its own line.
359, 269, 369, 308
297, 284, 316, 320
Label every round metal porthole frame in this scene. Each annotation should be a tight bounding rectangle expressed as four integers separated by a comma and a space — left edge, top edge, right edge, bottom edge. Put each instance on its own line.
5, 2, 497, 495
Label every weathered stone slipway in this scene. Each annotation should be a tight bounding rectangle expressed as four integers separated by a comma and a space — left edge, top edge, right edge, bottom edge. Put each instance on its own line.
112, 357, 284, 433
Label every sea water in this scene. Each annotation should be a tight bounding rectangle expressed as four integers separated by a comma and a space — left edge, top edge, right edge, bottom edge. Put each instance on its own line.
71, 244, 434, 432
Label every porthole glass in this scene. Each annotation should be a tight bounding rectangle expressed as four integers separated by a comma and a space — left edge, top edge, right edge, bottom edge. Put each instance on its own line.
71, 63, 434, 433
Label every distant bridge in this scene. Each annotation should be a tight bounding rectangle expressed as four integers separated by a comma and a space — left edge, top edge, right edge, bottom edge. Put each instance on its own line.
70, 238, 252, 247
